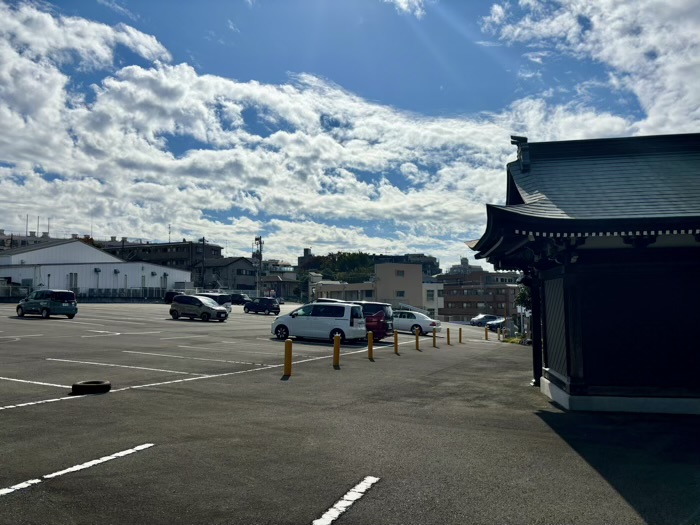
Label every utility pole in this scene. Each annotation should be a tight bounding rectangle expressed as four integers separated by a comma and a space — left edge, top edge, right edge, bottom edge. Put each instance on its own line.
254, 236, 264, 297
201, 237, 206, 289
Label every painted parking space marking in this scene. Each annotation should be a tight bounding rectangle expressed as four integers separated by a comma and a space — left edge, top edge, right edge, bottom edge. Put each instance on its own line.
123, 351, 267, 366
46, 358, 209, 376
160, 335, 208, 340
0, 376, 70, 389
311, 476, 380, 525
82, 330, 121, 338
72, 317, 146, 325
0, 334, 45, 339
2, 341, 417, 412
0, 443, 155, 497
64, 320, 106, 326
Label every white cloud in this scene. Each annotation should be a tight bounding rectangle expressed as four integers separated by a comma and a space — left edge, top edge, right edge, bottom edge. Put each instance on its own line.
0, 1, 698, 272
383, 0, 427, 19
482, 0, 700, 135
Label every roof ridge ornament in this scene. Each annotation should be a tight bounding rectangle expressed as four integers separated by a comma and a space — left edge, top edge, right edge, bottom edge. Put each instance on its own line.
510, 135, 530, 173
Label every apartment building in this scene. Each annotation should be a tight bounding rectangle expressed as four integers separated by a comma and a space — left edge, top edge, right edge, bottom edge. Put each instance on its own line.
438, 270, 519, 322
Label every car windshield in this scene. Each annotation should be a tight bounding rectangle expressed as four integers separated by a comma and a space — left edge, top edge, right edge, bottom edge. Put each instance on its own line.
198, 297, 219, 307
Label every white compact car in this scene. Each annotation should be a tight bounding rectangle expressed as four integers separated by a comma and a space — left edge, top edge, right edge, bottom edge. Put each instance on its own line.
392, 310, 442, 335
271, 302, 366, 342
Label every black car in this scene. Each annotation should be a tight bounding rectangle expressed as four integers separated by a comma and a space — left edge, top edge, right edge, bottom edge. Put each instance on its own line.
243, 297, 280, 315
164, 291, 184, 304
230, 293, 252, 305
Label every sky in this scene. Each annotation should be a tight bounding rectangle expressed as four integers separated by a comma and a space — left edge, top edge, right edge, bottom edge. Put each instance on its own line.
0, 0, 699, 272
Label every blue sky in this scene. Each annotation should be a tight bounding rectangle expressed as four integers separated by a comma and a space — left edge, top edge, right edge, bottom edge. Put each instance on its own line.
0, 0, 698, 271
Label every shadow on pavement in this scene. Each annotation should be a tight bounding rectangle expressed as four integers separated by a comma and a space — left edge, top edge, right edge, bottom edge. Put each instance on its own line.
536, 410, 700, 525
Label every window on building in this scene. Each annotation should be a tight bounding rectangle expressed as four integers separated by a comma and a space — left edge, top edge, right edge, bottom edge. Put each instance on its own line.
437, 289, 444, 297
396, 291, 405, 298
428, 308, 435, 317
364, 290, 373, 298
395, 270, 404, 277
426, 290, 435, 301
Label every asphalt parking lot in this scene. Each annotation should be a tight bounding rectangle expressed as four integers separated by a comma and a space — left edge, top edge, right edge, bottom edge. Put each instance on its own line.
1, 302, 699, 525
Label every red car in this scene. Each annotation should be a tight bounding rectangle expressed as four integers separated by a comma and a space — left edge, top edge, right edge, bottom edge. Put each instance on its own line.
315, 299, 394, 340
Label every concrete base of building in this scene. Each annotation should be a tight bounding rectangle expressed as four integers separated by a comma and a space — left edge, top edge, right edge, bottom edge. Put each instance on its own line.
540, 377, 700, 415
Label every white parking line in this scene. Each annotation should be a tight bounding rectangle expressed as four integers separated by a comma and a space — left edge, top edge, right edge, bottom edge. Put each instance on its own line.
46, 358, 209, 376
123, 351, 266, 367
64, 320, 106, 326
160, 335, 208, 340
0, 334, 44, 338
1, 342, 411, 412
0, 443, 154, 497
311, 476, 381, 525
0, 376, 70, 389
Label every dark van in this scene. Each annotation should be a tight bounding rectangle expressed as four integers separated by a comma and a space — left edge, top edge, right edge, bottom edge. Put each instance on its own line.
17, 289, 78, 319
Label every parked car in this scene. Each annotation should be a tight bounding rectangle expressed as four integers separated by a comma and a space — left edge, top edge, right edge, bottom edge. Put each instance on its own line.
16, 289, 78, 319
230, 293, 252, 305
170, 295, 228, 322
486, 317, 506, 332
316, 298, 394, 340
352, 301, 394, 340
164, 291, 184, 304
470, 314, 499, 327
244, 297, 280, 315
272, 302, 366, 342
196, 293, 232, 313
393, 310, 441, 336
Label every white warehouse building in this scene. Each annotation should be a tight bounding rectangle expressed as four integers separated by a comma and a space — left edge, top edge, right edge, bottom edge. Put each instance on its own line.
0, 239, 191, 300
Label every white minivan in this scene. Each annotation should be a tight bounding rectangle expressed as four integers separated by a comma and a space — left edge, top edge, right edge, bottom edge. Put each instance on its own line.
271, 302, 366, 342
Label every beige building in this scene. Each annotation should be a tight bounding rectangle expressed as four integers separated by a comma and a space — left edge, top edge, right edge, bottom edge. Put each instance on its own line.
315, 263, 423, 308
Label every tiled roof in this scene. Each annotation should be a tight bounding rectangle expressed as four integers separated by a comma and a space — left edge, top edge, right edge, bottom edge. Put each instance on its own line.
504, 133, 700, 221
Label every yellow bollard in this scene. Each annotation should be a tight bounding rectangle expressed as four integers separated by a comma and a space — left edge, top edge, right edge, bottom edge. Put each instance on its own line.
415, 330, 420, 351
283, 339, 292, 377
368, 331, 374, 360
459, 327, 462, 344
447, 328, 451, 345
333, 334, 340, 367
432, 329, 436, 348
485, 326, 489, 341
394, 331, 399, 354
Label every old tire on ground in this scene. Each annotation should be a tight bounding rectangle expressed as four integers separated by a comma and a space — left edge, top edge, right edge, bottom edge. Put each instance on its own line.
41, 308, 50, 319
16, 306, 24, 317
71, 380, 111, 395
201, 312, 210, 322
275, 325, 289, 340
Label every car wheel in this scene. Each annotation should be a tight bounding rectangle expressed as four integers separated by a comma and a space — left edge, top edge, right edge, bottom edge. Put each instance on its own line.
170, 310, 179, 320
264, 309, 270, 315
41, 308, 50, 319
16, 306, 24, 317
275, 325, 289, 340
67, 314, 75, 319
244, 307, 249, 313
330, 329, 345, 342
201, 312, 210, 322
71, 380, 111, 395
411, 324, 423, 336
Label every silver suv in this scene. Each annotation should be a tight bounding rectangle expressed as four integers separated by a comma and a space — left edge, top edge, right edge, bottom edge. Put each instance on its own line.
170, 295, 228, 322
